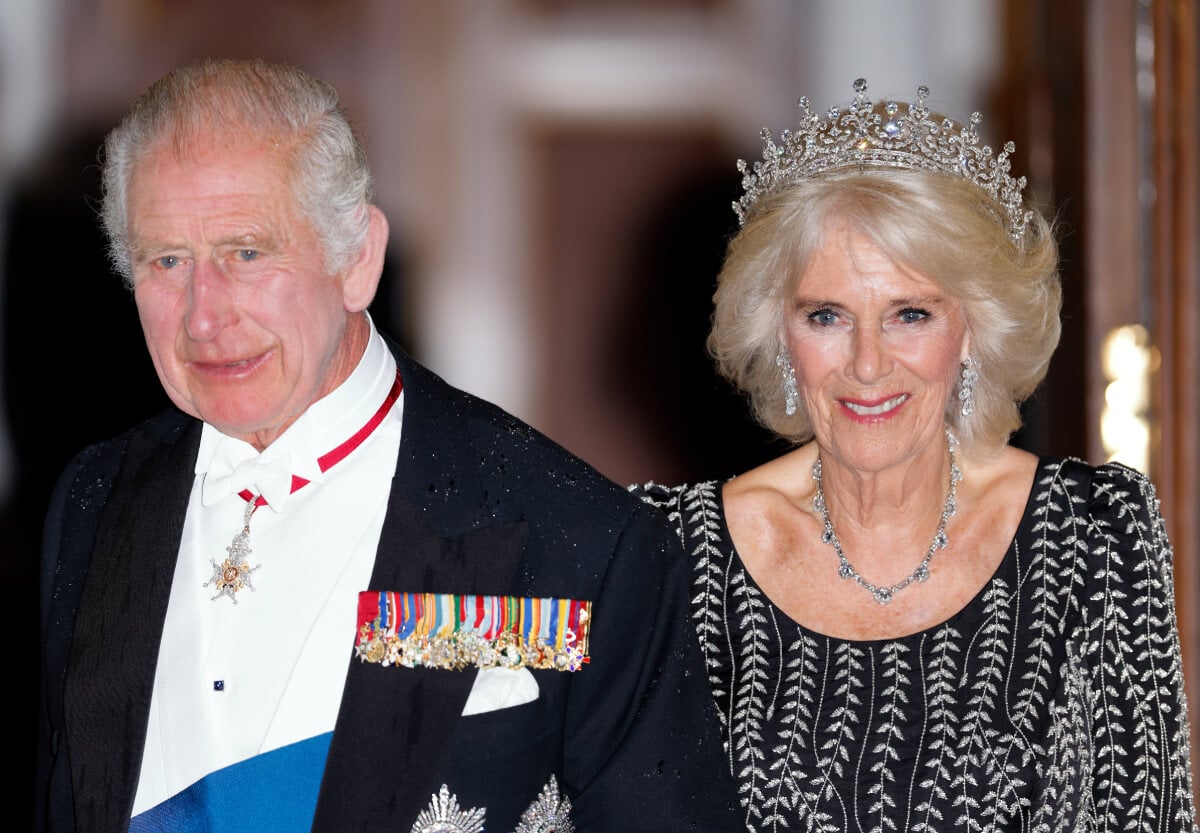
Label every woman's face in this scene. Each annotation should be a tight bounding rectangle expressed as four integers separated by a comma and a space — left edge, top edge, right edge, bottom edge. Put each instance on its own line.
783, 225, 969, 473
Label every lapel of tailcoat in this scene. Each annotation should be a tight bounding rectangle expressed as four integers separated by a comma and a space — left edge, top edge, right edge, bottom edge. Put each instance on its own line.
312, 348, 530, 831
63, 416, 199, 833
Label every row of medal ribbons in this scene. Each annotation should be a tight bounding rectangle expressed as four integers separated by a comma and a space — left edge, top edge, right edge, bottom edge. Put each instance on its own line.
355, 591, 591, 672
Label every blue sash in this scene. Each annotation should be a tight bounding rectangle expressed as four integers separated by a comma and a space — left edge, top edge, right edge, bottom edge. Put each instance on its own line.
129, 733, 331, 832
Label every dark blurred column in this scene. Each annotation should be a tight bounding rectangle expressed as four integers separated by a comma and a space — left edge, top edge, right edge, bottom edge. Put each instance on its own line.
1, 124, 170, 826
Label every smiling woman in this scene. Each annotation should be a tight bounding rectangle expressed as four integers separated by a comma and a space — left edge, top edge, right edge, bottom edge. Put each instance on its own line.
632, 78, 1197, 832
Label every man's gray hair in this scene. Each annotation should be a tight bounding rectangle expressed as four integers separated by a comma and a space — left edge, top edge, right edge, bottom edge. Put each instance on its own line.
100, 57, 374, 286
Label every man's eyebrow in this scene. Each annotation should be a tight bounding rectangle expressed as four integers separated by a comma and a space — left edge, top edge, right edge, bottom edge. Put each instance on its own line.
127, 238, 184, 260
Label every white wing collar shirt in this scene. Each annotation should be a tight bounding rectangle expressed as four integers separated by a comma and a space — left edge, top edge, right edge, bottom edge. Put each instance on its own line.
133, 315, 403, 815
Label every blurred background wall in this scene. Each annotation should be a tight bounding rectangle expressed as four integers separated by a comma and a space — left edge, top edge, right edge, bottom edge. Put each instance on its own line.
3, 0, 1197, 822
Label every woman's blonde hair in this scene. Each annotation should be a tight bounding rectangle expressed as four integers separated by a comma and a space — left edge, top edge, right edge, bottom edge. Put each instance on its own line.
709, 169, 1061, 456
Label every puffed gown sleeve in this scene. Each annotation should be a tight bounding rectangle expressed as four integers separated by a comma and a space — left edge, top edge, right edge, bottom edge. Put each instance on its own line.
1085, 462, 1197, 832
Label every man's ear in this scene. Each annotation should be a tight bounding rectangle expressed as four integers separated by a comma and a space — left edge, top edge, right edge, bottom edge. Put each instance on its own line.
342, 205, 389, 313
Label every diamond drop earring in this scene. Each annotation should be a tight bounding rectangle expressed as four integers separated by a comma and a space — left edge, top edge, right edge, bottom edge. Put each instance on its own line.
958, 357, 979, 417
777, 351, 799, 416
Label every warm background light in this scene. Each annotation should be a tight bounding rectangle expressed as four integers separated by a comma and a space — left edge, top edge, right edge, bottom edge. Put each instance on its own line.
1100, 323, 1158, 474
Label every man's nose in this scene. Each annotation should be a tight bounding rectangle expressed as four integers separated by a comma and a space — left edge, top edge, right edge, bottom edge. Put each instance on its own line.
184, 259, 237, 341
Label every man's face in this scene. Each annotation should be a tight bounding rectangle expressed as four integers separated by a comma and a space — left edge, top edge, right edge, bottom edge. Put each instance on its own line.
127, 136, 363, 450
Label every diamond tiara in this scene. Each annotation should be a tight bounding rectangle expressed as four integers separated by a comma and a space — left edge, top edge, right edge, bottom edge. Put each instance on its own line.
734, 78, 1033, 242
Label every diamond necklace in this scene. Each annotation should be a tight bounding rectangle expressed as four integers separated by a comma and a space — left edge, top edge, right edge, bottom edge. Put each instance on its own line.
812, 428, 962, 605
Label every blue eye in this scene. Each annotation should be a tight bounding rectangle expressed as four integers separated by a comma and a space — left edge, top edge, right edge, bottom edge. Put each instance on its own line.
899, 307, 930, 323
237, 249, 260, 262
156, 255, 180, 270
808, 309, 838, 326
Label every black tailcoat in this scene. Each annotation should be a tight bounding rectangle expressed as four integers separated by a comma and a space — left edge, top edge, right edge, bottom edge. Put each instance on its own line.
36, 344, 738, 832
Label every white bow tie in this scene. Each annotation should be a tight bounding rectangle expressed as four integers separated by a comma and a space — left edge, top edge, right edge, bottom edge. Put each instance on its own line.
202, 453, 296, 511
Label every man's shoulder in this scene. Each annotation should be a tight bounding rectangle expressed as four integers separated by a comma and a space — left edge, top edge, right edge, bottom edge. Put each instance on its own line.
398, 353, 643, 516
400, 355, 617, 471
451, 382, 640, 511
53, 407, 195, 499
71, 407, 194, 465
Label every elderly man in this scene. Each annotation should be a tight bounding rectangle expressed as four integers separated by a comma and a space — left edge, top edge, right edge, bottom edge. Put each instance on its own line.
36, 58, 735, 833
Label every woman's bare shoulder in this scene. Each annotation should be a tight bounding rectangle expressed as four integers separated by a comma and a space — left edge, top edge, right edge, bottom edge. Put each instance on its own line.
959, 444, 1040, 509
721, 445, 821, 561
723, 444, 817, 501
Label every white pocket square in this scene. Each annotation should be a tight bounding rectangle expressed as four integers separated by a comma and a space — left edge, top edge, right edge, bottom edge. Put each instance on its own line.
461, 666, 539, 715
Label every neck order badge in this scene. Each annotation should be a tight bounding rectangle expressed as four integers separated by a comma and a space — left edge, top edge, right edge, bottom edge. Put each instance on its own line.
203, 370, 404, 603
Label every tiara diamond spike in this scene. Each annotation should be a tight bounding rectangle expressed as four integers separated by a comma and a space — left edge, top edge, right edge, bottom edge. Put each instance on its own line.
734, 78, 1033, 242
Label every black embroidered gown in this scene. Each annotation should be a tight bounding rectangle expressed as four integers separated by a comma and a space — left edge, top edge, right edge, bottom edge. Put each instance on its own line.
634, 457, 1196, 833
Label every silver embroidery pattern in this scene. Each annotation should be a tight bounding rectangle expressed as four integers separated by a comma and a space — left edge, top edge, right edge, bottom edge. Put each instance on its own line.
412, 776, 572, 833
634, 460, 1198, 833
